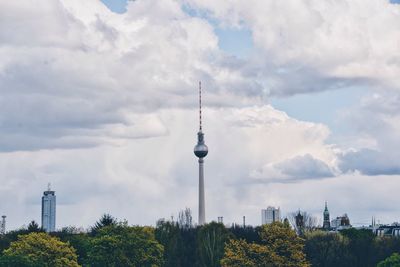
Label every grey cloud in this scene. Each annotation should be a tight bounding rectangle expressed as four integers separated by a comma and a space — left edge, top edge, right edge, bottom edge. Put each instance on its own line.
264, 64, 371, 97
339, 149, 400, 176
250, 154, 335, 184
275, 154, 334, 179
336, 90, 400, 176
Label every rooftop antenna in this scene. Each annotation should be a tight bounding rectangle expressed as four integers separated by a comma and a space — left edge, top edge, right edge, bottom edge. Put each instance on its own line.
47, 182, 51, 191
199, 81, 202, 132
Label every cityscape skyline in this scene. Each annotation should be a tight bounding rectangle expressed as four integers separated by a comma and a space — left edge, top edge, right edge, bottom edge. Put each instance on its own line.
0, 190, 394, 232
1, 0, 400, 230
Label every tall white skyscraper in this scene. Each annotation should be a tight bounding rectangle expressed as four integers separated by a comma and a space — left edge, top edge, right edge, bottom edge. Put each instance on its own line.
41, 184, 56, 232
261, 206, 281, 225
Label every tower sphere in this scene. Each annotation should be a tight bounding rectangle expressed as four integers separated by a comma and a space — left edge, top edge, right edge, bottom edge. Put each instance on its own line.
194, 131, 208, 158
194, 143, 208, 158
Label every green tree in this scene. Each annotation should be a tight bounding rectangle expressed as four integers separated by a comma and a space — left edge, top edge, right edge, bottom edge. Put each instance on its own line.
0, 232, 79, 267
86, 223, 164, 266
0, 254, 41, 267
155, 220, 185, 267
229, 225, 262, 244
197, 222, 231, 267
90, 214, 117, 235
53, 228, 91, 266
27, 221, 42, 233
372, 236, 400, 265
340, 228, 375, 267
304, 231, 352, 267
377, 253, 400, 267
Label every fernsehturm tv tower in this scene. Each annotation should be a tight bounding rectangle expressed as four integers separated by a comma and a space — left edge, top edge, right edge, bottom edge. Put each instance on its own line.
194, 81, 208, 225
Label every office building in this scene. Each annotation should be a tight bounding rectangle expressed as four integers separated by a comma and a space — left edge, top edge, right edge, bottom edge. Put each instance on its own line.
261, 206, 281, 224
41, 184, 56, 232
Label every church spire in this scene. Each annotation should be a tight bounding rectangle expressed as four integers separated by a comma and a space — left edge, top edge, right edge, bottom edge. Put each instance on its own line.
323, 201, 330, 230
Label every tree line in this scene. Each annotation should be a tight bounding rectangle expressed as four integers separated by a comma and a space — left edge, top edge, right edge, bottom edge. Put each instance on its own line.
0, 211, 399, 266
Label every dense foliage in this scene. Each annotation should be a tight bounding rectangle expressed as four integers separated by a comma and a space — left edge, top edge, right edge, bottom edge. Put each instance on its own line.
221, 239, 276, 267
221, 222, 309, 267
0, 213, 399, 267
0, 232, 79, 267
304, 230, 400, 267
86, 223, 163, 266
377, 253, 400, 267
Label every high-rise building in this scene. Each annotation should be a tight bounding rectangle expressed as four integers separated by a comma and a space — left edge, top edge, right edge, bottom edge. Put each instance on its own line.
41, 184, 56, 232
323, 201, 330, 230
0, 215, 6, 235
194, 81, 208, 226
261, 206, 281, 225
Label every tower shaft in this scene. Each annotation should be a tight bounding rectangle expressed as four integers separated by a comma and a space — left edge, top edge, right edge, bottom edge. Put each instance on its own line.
199, 158, 205, 225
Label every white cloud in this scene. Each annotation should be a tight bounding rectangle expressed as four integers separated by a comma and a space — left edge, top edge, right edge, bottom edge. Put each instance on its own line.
0, 0, 252, 151
184, 0, 400, 95
1, 0, 400, 230
0, 105, 340, 229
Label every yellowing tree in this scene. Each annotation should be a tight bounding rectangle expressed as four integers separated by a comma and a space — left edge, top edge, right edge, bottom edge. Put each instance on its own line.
258, 222, 309, 266
221, 239, 278, 267
2, 232, 79, 267
221, 222, 309, 267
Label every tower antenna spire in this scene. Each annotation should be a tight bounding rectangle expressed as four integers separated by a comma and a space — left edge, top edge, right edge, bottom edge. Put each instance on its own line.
199, 81, 202, 131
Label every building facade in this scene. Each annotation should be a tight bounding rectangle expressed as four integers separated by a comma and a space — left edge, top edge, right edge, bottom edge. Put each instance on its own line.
41, 186, 56, 232
261, 206, 281, 225
376, 224, 400, 237
331, 214, 351, 230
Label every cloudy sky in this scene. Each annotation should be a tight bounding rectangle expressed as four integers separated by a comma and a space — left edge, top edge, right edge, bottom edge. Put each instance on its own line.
1, 0, 400, 230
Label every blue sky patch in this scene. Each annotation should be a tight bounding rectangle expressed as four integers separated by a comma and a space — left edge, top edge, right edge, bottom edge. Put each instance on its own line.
101, 0, 128, 13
